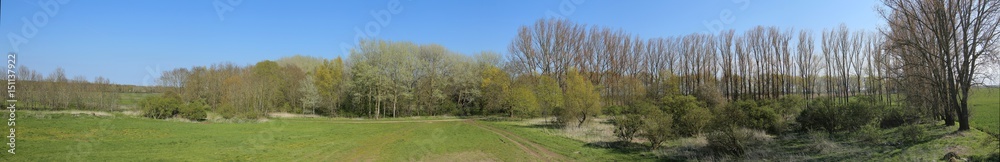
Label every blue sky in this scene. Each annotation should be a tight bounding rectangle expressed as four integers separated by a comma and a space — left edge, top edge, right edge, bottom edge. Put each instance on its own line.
1, 0, 888, 85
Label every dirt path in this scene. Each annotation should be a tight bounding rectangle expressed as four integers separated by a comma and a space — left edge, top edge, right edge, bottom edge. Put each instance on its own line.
465, 120, 569, 161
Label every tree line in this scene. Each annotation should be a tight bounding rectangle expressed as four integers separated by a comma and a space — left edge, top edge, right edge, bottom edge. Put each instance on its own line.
8, 0, 996, 132
6, 64, 158, 111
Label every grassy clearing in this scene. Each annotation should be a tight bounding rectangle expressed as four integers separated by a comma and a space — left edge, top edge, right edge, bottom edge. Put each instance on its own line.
971, 87, 1000, 134
2, 112, 541, 161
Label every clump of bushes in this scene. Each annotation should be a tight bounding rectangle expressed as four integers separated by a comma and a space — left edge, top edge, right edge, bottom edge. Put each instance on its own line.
797, 98, 880, 134
678, 107, 714, 136
640, 110, 674, 149
612, 95, 713, 149
140, 92, 183, 119
178, 100, 208, 121
613, 114, 644, 142
745, 104, 780, 133
140, 91, 207, 121
714, 99, 782, 134
662, 95, 714, 137
705, 127, 772, 156
612, 100, 657, 142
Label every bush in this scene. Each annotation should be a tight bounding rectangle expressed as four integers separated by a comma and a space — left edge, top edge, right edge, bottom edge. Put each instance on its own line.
714, 100, 748, 129
660, 95, 703, 115
604, 105, 627, 116
797, 99, 880, 134
774, 95, 805, 118
640, 110, 673, 149
613, 114, 644, 142
705, 128, 772, 156
140, 92, 182, 119
715, 100, 781, 133
841, 101, 880, 131
677, 107, 714, 136
178, 100, 208, 121
661, 95, 713, 136
745, 104, 780, 133
797, 98, 838, 133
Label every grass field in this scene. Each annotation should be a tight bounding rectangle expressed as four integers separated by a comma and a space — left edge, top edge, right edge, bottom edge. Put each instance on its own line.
0, 112, 570, 161
970, 87, 1000, 134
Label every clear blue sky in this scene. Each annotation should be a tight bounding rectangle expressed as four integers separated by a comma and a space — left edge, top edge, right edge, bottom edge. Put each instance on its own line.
1, 0, 888, 85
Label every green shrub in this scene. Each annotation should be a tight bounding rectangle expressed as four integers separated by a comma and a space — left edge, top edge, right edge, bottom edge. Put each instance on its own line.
714, 100, 781, 133
640, 110, 673, 149
140, 92, 183, 119
677, 107, 714, 136
797, 98, 838, 133
660, 95, 703, 115
705, 128, 771, 156
797, 99, 880, 134
178, 100, 208, 121
841, 101, 879, 131
604, 105, 627, 116
774, 95, 805, 118
613, 114, 644, 142
713, 100, 749, 129
661, 95, 714, 136
746, 105, 780, 133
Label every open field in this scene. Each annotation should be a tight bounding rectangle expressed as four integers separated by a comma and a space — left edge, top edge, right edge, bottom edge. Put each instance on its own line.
0, 112, 570, 161
971, 87, 1000, 134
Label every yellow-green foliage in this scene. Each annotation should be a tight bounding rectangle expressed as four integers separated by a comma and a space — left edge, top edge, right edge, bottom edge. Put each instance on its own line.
560, 69, 601, 127
680, 107, 714, 136
313, 57, 345, 110
661, 95, 713, 136
534, 75, 564, 116
481, 66, 511, 114
640, 110, 673, 149
508, 84, 539, 117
